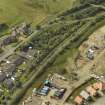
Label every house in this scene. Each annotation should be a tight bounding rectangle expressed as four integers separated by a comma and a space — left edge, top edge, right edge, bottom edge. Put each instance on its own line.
4, 78, 14, 89
0, 72, 6, 83
21, 43, 34, 52
17, 22, 32, 35
80, 90, 90, 100
7, 55, 24, 66
74, 96, 84, 105
86, 86, 97, 96
5, 64, 16, 76
93, 82, 105, 91
12, 56, 24, 66
3, 35, 17, 45
93, 82, 105, 96
11, 30, 18, 36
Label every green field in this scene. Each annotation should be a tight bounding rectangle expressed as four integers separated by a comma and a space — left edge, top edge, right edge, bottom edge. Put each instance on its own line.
0, 0, 76, 26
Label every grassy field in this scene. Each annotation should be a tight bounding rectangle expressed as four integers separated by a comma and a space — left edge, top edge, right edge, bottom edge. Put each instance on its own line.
0, 0, 76, 26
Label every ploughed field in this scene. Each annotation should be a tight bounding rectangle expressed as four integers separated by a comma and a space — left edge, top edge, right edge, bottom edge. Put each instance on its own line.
1, 0, 105, 105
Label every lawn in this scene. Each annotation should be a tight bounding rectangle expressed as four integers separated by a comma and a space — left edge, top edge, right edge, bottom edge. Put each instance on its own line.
0, 0, 47, 26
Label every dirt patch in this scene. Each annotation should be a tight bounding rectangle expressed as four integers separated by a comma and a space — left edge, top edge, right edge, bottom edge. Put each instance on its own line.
77, 25, 105, 75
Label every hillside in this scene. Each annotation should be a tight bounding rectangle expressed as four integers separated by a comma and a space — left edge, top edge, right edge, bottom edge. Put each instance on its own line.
0, 0, 105, 105
0, 0, 76, 26
7, 0, 105, 105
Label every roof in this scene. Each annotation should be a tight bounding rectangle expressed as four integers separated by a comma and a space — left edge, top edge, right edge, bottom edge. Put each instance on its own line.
0, 72, 6, 83
13, 56, 24, 66
80, 90, 90, 99
43, 86, 50, 91
7, 55, 24, 65
3, 35, 16, 45
102, 83, 105, 90
4, 79, 14, 89
38, 86, 50, 96
4, 64, 16, 75
93, 82, 103, 90
89, 49, 94, 53
86, 86, 96, 96
74, 96, 83, 105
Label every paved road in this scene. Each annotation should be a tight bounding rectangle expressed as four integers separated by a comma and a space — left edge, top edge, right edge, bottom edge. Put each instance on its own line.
91, 95, 105, 105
